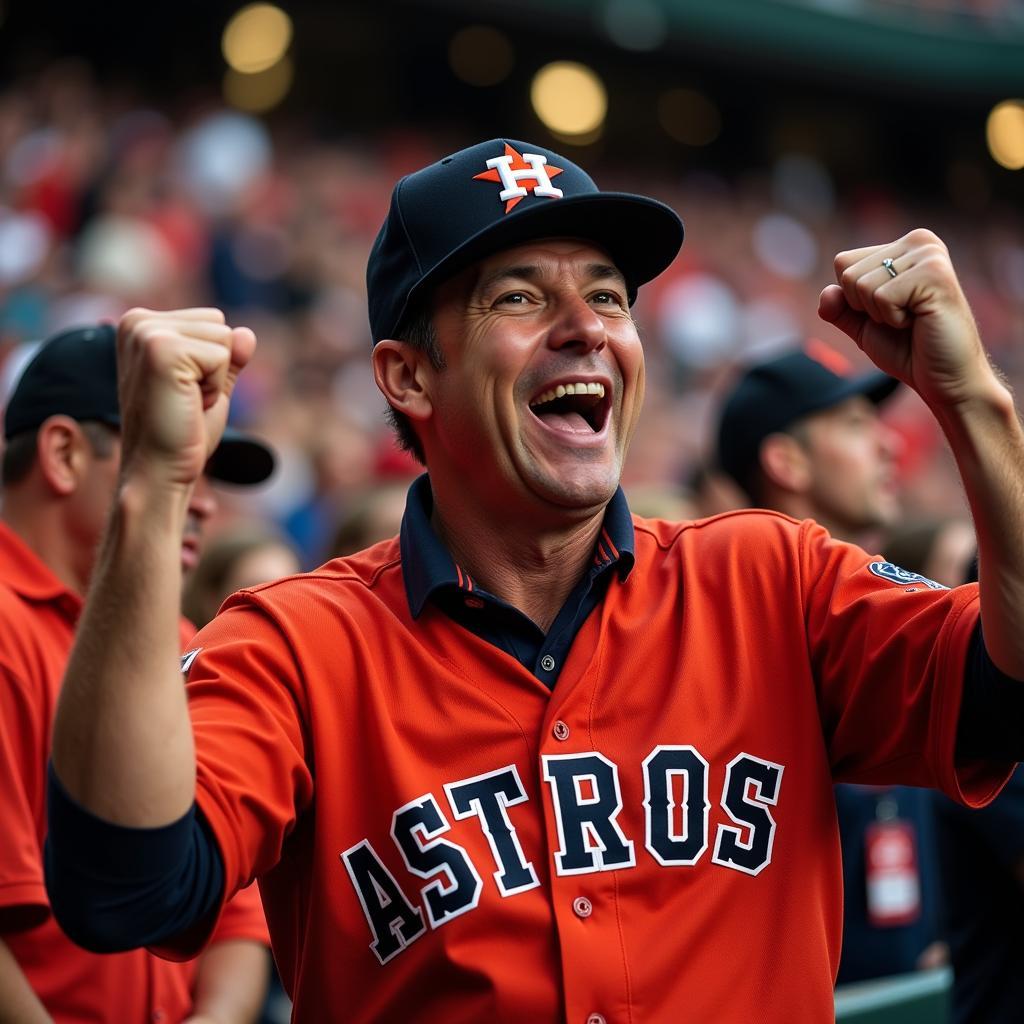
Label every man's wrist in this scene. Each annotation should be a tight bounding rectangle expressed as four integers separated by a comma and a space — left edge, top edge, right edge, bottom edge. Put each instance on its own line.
115, 471, 194, 531
932, 372, 1016, 447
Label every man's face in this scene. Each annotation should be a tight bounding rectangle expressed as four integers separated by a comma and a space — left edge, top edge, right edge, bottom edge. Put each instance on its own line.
797, 395, 902, 534
72, 426, 217, 579
70, 427, 123, 566
180, 474, 217, 576
422, 238, 645, 518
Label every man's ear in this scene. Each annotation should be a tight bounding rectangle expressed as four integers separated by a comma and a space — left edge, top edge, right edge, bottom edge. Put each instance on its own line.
35, 416, 86, 497
372, 341, 434, 425
759, 432, 812, 494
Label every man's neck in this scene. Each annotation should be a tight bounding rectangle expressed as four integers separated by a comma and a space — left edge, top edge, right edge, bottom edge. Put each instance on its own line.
2, 499, 87, 595
430, 501, 606, 634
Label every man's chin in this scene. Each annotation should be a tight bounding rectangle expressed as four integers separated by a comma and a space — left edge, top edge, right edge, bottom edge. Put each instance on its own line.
527, 468, 620, 514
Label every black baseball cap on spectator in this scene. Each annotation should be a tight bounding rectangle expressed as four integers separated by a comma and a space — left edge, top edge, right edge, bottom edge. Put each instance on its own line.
715, 342, 900, 492
3, 323, 275, 485
366, 137, 685, 343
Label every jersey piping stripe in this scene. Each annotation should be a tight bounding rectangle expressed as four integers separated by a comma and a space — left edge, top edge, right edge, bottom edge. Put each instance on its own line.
601, 528, 619, 560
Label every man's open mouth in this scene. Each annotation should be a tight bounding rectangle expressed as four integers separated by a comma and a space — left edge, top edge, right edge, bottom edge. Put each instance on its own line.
528, 381, 610, 434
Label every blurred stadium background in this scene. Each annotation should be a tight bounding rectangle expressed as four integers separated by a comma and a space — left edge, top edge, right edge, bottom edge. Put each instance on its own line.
0, 0, 1022, 557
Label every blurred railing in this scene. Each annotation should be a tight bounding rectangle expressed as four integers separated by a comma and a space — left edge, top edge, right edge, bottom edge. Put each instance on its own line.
835, 966, 953, 1023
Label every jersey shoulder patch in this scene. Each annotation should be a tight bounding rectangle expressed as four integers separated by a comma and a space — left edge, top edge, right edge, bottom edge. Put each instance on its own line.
868, 561, 948, 590
180, 647, 202, 675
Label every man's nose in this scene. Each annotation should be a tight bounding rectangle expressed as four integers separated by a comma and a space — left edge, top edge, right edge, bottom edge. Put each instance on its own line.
546, 292, 607, 355
878, 420, 905, 461
190, 474, 219, 522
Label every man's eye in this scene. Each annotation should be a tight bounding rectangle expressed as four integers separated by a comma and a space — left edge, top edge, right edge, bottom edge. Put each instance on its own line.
591, 291, 621, 306
498, 292, 528, 305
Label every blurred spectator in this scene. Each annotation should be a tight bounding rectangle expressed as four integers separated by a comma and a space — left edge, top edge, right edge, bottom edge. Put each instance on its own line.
622, 483, 696, 522
183, 524, 301, 629
714, 342, 948, 986
0, 323, 273, 1022
714, 341, 902, 542
933, 554, 1024, 1024
328, 480, 409, 558
684, 461, 747, 519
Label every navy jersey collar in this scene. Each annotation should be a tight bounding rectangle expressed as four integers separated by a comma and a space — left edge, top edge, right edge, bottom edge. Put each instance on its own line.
400, 474, 635, 619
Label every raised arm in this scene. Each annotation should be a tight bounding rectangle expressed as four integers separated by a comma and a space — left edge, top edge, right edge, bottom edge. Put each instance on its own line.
50, 308, 256, 826
820, 228, 1024, 678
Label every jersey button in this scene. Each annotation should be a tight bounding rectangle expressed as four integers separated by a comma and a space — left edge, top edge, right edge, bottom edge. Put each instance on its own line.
586, 1014, 607, 1024
573, 896, 593, 918
540, 654, 556, 672
553, 720, 570, 741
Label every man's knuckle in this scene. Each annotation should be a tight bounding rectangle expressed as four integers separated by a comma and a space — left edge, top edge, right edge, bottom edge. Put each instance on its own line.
907, 227, 940, 248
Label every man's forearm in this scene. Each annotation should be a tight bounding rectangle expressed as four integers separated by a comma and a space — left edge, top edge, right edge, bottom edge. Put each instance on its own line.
936, 376, 1024, 678
185, 940, 270, 1024
51, 476, 197, 826
0, 938, 52, 1024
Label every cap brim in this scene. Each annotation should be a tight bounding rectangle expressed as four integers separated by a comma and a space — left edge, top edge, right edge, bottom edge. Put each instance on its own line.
395, 192, 683, 338
830, 370, 901, 409
206, 428, 275, 485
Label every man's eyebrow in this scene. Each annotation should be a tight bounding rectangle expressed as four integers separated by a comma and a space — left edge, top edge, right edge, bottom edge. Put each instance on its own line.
586, 263, 628, 287
474, 261, 627, 296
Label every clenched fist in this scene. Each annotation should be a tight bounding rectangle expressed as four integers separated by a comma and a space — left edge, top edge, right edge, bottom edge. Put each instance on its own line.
115, 308, 256, 489
819, 228, 999, 411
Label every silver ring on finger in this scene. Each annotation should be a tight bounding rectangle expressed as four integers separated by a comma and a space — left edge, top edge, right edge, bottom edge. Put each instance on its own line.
881, 257, 898, 278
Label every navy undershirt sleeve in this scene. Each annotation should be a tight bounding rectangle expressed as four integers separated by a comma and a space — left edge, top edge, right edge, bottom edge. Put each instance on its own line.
956, 622, 1024, 762
44, 763, 224, 952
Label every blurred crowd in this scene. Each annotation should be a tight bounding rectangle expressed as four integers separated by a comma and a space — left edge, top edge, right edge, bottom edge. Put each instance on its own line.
2, 61, 1022, 570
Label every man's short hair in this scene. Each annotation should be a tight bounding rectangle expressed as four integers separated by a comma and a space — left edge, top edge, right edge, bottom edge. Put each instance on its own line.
384, 304, 446, 466
1, 420, 119, 488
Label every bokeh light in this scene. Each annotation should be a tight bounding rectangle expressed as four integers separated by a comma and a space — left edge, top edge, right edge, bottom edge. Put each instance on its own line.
222, 3, 293, 74
657, 88, 721, 147
986, 100, 1024, 170
224, 57, 294, 113
448, 26, 515, 87
531, 62, 607, 137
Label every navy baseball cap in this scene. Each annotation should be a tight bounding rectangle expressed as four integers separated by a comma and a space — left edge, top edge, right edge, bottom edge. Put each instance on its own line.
716, 341, 900, 490
366, 138, 685, 343
3, 323, 276, 485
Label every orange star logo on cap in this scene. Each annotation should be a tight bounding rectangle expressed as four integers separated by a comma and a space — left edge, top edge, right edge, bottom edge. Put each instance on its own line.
473, 143, 565, 213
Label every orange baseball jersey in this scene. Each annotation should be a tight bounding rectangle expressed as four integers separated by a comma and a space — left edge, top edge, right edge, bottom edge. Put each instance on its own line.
0, 521, 268, 1022
178, 505, 1010, 1023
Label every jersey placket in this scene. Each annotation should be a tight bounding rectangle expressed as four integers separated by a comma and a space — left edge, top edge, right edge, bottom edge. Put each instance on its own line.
533, 599, 635, 1024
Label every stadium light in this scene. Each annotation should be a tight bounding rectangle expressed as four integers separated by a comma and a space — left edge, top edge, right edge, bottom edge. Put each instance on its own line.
986, 100, 1024, 171
531, 62, 607, 139
222, 3, 293, 75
